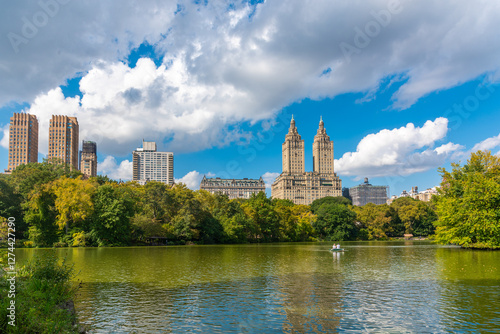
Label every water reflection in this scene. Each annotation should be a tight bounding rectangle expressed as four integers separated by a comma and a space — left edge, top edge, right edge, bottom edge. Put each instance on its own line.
15, 242, 500, 333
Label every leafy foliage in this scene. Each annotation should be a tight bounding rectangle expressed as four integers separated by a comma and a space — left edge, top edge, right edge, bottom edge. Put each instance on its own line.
0, 159, 448, 246
434, 151, 500, 249
313, 203, 357, 241
0, 252, 80, 333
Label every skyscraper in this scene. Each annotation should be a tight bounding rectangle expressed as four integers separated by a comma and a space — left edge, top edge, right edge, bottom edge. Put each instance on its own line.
48, 115, 79, 170
132, 141, 174, 185
282, 115, 305, 174
80, 140, 97, 178
313, 117, 334, 174
272, 117, 342, 205
6, 113, 38, 172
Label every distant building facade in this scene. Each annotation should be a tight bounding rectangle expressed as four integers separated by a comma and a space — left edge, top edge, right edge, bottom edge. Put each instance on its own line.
79, 140, 97, 178
348, 178, 389, 206
271, 116, 342, 205
48, 115, 79, 170
386, 186, 439, 204
132, 141, 173, 185
415, 188, 438, 201
6, 113, 39, 173
200, 176, 265, 199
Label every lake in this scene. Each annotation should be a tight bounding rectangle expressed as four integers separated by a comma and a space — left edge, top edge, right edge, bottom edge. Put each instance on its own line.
16, 241, 500, 333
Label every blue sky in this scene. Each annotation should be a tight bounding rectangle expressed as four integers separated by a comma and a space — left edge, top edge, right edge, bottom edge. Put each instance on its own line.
1, 0, 500, 196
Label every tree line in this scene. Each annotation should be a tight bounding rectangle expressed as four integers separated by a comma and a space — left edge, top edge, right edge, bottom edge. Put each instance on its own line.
0, 151, 498, 248
0, 160, 438, 247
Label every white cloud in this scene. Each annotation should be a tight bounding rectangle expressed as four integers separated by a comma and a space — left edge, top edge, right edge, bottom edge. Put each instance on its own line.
98, 155, 133, 181
22, 58, 254, 155
262, 172, 280, 189
0, 0, 177, 106
335, 118, 464, 178
471, 133, 500, 153
0, 125, 9, 149
2, 0, 500, 156
175, 171, 207, 190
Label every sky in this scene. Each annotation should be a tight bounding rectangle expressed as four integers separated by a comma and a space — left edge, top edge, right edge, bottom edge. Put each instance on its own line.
1, 0, 500, 197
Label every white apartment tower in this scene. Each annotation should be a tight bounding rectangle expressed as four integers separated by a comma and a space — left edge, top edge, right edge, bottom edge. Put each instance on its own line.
132, 141, 174, 185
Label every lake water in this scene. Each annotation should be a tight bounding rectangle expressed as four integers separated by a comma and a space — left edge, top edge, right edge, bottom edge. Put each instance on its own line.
16, 241, 500, 333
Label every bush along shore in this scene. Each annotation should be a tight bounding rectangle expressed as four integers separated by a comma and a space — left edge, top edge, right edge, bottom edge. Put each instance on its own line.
0, 252, 85, 333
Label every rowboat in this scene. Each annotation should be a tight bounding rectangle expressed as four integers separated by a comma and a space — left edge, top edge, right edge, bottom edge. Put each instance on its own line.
330, 248, 344, 252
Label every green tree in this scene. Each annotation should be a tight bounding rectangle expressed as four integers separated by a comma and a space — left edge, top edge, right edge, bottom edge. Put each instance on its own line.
272, 199, 296, 241
434, 150, 500, 249
310, 196, 351, 213
0, 178, 25, 237
242, 192, 281, 242
391, 197, 436, 236
10, 160, 82, 199
313, 203, 357, 241
353, 203, 392, 240
24, 184, 59, 246
90, 184, 134, 246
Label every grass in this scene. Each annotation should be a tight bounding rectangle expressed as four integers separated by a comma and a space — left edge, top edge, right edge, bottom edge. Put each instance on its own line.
0, 252, 83, 333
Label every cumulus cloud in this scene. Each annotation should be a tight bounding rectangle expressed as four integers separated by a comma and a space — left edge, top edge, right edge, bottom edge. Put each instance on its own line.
471, 133, 500, 153
335, 118, 464, 178
0, 125, 9, 149
262, 172, 280, 189
0, 0, 177, 105
3, 0, 500, 156
175, 171, 205, 190
98, 155, 133, 181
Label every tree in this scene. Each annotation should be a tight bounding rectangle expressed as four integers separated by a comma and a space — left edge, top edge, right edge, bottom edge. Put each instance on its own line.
51, 176, 96, 233
313, 203, 357, 241
310, 196, 351, 213
0, 178, 24, 237
434, 151, 500, 249
353, 203, 392, 240
390, 197, 436, 236
272, 199, 296, 241
10, 160, 82, 199
24, 184, 59, 246
242, 192, 281, 242
92, 175, 118, 185
291, 204, 317, 241
90, 184, 134, 246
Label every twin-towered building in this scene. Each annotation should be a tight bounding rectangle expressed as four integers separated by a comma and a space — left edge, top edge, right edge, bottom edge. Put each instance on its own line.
271, 116, 342, 205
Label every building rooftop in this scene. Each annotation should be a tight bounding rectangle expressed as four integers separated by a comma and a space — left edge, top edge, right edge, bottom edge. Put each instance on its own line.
201, 176, 265, 186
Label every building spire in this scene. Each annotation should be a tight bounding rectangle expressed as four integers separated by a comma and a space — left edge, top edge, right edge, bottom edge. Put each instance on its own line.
288, 115, 297, 133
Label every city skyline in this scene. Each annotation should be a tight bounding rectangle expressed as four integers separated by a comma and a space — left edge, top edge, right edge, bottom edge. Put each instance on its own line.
1, 1, 500, 196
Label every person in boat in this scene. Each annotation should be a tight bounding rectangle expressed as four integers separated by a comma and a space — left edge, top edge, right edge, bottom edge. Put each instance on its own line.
336, 244, 341, 249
